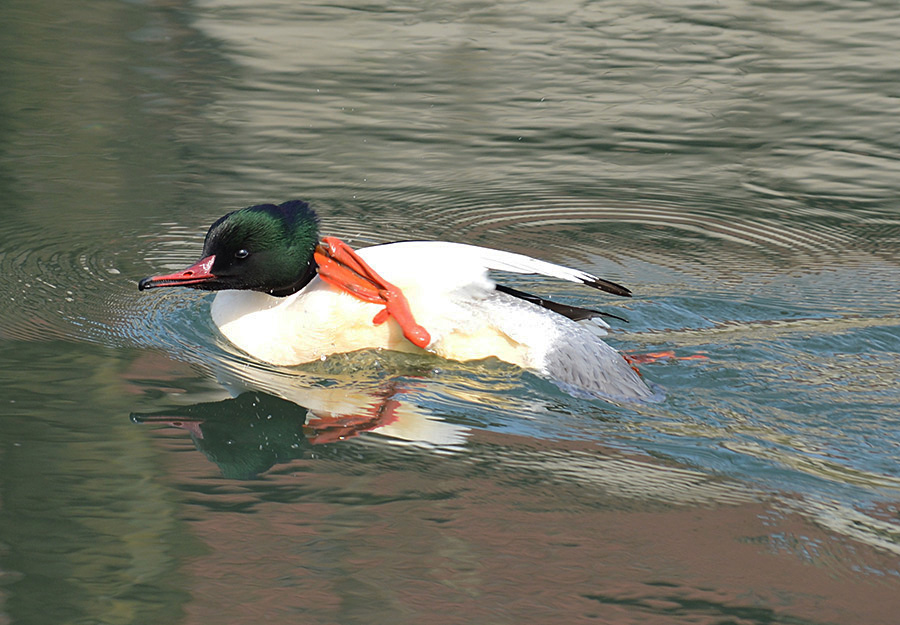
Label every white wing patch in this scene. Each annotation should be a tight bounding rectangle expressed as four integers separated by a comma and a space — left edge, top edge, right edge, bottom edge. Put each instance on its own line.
358, 241, 601, 286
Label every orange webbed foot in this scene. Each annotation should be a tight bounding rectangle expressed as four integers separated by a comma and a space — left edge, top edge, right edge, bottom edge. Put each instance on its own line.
314, 237, 432, 349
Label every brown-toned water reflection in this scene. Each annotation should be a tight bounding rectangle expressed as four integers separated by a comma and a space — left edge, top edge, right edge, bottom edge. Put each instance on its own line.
130, 359, 900, 624
138, 402, 899, 625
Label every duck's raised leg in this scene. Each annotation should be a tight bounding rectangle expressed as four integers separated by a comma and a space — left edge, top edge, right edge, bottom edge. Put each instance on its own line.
314, 237, 432, 349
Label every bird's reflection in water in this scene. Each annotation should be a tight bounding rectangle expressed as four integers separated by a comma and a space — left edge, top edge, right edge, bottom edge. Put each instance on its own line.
131, 352, 475, 478
133, 392, 313, 479
130, 352, 770, 515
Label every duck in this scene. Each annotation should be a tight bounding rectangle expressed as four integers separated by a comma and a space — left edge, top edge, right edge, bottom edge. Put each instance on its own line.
139, 200, 659, 402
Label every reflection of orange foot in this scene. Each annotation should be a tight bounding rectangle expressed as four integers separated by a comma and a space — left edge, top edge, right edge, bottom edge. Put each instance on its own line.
314, 236, 431, 348
623, 350, 709, 365
304, 398, 402, 445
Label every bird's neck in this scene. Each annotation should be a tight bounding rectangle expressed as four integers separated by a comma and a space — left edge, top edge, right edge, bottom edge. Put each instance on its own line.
265, 261, 318, 297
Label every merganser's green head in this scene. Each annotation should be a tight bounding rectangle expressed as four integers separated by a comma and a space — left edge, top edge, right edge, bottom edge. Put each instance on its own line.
139, 200, 320, 297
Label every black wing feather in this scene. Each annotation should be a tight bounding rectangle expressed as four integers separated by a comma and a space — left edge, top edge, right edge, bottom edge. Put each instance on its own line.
495, 284, 628, 323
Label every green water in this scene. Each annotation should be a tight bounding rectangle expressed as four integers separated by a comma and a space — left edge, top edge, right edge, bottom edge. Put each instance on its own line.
1, 0, 899, 623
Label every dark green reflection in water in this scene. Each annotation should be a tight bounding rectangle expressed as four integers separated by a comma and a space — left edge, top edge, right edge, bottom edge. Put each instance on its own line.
132, 393, 312, 480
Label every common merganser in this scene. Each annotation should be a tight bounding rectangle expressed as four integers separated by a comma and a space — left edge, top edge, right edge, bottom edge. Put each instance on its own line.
139, 200, 659, 402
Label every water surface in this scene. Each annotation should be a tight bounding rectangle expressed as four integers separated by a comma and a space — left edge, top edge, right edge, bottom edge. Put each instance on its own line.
1, 0, 899, 623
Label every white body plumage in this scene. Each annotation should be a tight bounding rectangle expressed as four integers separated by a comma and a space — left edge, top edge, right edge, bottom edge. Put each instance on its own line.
210, 241, 657, 402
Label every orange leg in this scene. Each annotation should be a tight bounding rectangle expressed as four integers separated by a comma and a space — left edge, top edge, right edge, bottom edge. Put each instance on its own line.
314, 237, 432, 349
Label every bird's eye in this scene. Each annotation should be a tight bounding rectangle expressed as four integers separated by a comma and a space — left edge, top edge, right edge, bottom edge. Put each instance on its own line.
235, 249, 250, 260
